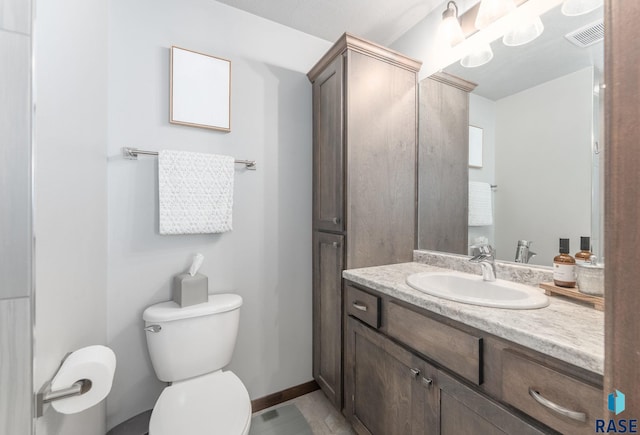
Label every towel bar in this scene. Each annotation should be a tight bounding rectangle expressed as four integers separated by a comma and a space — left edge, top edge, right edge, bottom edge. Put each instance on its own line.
122, 147, 256, 170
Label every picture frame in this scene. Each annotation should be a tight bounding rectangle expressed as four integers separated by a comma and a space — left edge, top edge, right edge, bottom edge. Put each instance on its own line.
170, 46, 231, 132
469, 125, 483, 168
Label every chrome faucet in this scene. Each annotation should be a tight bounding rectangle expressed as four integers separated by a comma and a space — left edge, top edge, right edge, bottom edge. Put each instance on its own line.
514, 240, 536, 264
469, 245, 497, 282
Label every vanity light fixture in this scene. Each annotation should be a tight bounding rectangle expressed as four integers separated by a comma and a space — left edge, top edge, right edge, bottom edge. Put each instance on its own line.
503, 9, 544, 46
475, 0, 516, 30
561, 0, 603, 16
440, 1, 465, 46
460, 41, 494, 68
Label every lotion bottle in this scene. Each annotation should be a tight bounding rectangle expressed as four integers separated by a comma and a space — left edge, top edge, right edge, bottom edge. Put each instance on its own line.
574, 236, 593, 264
553, 238, 576, 288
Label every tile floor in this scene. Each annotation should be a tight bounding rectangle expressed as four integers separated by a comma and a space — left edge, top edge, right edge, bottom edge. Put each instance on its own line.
106, 389, 354, 435
251, 390, 355, 435
250, 404, 312, 435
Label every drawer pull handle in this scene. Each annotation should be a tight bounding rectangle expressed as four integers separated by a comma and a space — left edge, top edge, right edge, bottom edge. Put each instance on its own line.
528, 388, 587, 422
352, 302, 368, 312
332, 217, 341, 225
410, 368, 420, 377
422, 377, 433, 387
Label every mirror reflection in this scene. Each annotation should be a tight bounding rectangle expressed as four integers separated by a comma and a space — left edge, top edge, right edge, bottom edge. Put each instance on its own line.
418, 2, 604, 267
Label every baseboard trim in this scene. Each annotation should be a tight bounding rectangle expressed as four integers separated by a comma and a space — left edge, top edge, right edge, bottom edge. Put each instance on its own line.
251, 380, 319, 413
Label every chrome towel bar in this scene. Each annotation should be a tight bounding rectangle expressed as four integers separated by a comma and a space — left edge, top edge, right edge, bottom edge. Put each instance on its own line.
122, 147, 257, 170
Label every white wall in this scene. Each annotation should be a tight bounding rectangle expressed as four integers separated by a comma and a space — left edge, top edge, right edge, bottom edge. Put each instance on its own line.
107, 0, 331, 429
494, 67, 593, 266
468, 94, 496, 252
34, 0, 109, 434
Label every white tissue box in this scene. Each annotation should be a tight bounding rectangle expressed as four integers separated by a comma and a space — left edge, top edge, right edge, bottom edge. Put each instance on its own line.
173, 273, 208, 307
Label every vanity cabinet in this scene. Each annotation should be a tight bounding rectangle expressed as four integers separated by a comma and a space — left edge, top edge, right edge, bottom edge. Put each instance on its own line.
345, 316, 436, 435
343, 282, 603, 435
437, 370, 547, 435
308, 33, 421, 409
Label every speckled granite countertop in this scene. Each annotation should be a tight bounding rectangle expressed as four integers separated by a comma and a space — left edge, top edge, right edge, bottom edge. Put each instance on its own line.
343, 262, 604, 375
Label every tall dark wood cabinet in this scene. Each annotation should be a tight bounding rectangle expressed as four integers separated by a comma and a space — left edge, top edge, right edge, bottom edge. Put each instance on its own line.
307, 33, 421, 409
418, 72, 476, 254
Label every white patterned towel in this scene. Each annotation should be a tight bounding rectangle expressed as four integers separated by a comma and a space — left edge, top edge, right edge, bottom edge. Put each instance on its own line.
468, 181, 493, 226
158, 150, 234, 235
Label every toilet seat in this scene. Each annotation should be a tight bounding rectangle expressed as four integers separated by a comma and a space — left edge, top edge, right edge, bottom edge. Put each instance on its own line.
149, 371, 251, 435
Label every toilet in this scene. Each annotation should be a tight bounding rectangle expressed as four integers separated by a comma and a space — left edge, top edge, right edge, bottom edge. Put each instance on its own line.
143, 294, 251, 435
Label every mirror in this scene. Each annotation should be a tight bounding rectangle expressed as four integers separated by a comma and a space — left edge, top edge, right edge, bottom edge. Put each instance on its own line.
170, 46, 231, 132
418, 3, 604, 267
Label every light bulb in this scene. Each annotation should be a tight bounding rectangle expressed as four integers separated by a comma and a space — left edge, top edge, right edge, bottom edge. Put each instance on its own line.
503, 12, 544, 46
475, 0, 516, 30
461, 42, 494, 68
440, 1, 465, 46
561, 0, 603, 16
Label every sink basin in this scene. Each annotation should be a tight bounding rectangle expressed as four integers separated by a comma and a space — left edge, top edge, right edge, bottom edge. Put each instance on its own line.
406, 271, 549, 309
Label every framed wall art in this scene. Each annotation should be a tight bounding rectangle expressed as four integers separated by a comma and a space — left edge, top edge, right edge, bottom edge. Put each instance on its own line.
170, 46, 231, 132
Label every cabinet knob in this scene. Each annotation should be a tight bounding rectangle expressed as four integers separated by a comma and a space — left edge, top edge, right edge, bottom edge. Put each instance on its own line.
332, 241, 341, 248
332, 217, 341, 225
410, 368, 421, 378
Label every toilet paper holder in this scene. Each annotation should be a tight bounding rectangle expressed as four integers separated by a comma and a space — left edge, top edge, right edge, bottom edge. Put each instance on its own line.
36, 353, 93, 417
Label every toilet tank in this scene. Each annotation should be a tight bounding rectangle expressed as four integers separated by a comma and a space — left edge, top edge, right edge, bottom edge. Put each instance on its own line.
143, 294, 242, 382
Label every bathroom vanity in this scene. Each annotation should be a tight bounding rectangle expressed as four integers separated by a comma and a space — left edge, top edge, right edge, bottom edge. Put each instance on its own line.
306, 15, 609, 433
342, 260, 604, 435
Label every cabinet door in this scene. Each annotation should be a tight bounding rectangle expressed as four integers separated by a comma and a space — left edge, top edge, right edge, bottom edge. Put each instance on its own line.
313, 231, 344, 408
437, 370, 550, 435
418, 74, 472, 255
345, 316, 435, 435
312, 55, 344, 233
345, 50, 416, 268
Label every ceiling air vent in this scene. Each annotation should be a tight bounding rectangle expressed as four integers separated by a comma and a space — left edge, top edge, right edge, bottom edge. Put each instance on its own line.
565, 19, 604, 48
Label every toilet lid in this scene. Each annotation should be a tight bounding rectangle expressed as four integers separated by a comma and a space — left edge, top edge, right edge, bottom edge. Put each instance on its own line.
149, 371, 251, 435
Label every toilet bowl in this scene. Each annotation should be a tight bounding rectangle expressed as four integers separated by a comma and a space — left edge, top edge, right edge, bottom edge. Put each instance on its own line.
143, 294, 251, 435
149, 371, 250, 435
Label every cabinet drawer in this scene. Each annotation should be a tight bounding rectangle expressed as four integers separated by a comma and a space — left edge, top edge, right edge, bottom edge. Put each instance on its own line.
502, 350, 603, 435
386, 302, 482, 384
346, 285, 381, 329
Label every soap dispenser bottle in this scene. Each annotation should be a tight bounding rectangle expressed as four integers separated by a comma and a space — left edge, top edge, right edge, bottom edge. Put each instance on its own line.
553, 238, 576, 288
574, 236, 593, 264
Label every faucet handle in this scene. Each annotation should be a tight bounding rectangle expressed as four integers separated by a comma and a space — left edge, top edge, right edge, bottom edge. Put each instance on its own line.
478, 244, 494, 255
